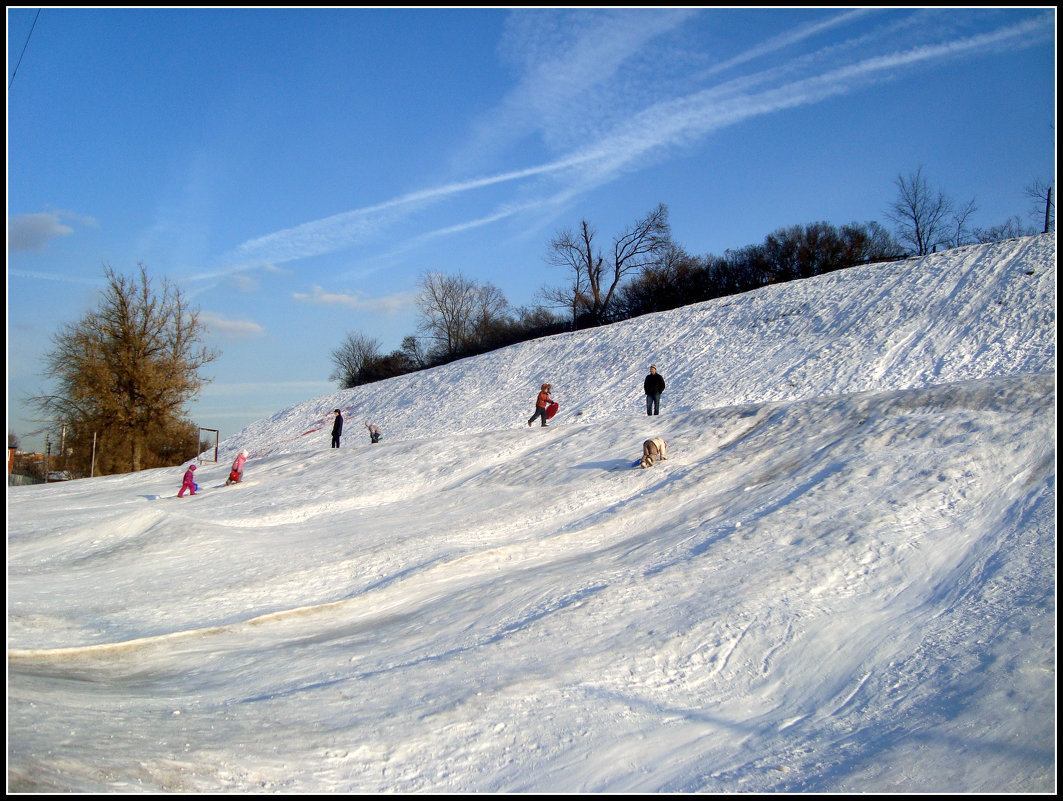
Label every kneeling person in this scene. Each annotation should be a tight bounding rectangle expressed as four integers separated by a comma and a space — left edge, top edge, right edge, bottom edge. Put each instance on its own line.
640, 438, 668, 469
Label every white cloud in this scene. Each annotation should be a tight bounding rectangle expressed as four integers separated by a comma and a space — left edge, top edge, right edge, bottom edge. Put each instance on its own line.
8, 208, 100, 253
227, 158, 593, 270
500, 11, 1057, 205
199, 311, 266, 339
198, 380, 336, 398
8, 212, 74, 252
703, 8, 874, 77
225, 273, 259, 293
487, 8, 700, 152
7, 269, 99, 285
218, 11, 1052, 274
292, 285, 415, 315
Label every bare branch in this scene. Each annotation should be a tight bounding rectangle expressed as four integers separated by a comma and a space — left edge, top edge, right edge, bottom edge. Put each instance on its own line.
543, 204, 671, 325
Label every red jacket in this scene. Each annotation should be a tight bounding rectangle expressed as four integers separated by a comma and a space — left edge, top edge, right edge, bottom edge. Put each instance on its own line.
536, 390, 551, 408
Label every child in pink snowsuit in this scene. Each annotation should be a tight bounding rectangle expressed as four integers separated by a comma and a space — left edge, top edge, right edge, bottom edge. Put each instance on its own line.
226, 450, 248, 485
178, 463, 197, 497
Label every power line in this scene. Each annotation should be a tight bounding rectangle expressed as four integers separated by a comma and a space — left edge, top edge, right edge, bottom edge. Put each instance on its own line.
9, 8, 42, 89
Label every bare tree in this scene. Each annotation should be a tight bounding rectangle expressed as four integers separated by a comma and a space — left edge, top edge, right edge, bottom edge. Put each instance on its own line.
469, 281, 510, 345
399, 335, 430, 370
329, 331, 383, 388
947, 197, 979, 249
839, 221, 904, 263
972, 216, 1036, 244
540, 220, 599, 326
886, 167, 974, 256
543, 203, 671, 326
1026, 179, 1054, 233
417, 271, 476, 358
416, 271, 510, 359
30, 264, 218, 474
611, 203, 672, 309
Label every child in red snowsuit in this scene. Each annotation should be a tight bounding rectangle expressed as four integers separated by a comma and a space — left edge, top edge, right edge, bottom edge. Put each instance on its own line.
178, 464, 197, 497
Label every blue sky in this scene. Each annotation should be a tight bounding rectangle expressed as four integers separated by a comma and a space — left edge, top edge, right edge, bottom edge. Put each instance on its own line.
7, 7, 1056, 452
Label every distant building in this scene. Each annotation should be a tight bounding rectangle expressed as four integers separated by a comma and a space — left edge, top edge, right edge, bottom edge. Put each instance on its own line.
8, 449, 49, 485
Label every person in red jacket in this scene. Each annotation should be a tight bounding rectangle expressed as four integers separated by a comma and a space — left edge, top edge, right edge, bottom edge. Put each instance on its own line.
528, 383, 553, 427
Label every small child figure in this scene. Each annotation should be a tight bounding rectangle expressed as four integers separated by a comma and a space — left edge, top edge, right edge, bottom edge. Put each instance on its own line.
226, 450, 249, 485
639, 438, 668, 469
528, 383, 553, 427
365, 421, 382, 444
178, 463, 197, 497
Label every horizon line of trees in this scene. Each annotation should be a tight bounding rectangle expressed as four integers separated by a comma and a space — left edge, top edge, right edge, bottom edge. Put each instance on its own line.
331, 169, 1053, 389
330, 215, 905, 389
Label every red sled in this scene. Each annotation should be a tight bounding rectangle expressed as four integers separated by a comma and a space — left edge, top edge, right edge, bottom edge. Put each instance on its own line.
545, 401, 559, 420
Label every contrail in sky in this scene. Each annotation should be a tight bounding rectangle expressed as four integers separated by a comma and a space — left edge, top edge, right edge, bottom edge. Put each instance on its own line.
223, 155, 597, 268
221, 13, 1050, 274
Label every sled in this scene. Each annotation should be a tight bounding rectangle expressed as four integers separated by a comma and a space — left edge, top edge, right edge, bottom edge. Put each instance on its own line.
545, 401, 559, 420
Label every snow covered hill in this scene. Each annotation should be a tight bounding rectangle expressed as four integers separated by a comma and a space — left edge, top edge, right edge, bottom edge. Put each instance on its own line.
7, 234, 1056, 793
226, 234, 1055, 460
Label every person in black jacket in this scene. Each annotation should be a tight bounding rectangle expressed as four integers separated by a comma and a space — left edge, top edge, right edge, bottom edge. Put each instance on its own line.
331, 409, 343, 448
644, 365, 665, 415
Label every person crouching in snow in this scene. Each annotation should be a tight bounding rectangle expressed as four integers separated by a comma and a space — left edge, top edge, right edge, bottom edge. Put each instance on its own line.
365, 421, 382, 444
226, 450, 248, 485
640, 438, 667, 469
178, 463, 197, 497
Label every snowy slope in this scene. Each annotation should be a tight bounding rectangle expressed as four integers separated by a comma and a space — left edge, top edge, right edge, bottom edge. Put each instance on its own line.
227, 235, 1054, 459
7, 234, 1056, 793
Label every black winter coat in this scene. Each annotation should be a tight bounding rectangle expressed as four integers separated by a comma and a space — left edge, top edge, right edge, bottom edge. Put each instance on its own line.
644, 373, 666, 394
